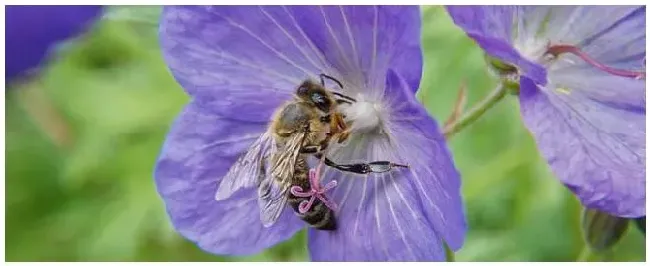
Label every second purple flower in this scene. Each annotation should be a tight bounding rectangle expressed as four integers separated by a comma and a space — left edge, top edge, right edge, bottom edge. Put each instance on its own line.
447, 6, 646, 218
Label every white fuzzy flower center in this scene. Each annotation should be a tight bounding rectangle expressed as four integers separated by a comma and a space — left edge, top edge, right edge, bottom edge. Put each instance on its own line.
514, 38, 564, 72
514, 38, 548, 63
340, 98, 383, 135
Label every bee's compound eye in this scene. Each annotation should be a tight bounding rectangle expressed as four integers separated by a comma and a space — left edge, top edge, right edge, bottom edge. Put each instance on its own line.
311, 92, 325, 103
312, 92, 331, 112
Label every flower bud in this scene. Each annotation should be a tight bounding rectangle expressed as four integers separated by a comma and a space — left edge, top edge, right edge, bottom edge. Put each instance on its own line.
581, 208, 630, 251
484, 54, 520, 95
485, 54, 518, 75
633, 216, 645, 236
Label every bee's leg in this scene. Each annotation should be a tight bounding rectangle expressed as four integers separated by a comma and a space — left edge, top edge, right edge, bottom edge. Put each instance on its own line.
320, 115, 331, 123
324, 114, 344, 143
331, 113, 350, 144
313, 154, 409, 174
301, 133, 333, 155
337, 131, 351, 144
300, 145, 322, 154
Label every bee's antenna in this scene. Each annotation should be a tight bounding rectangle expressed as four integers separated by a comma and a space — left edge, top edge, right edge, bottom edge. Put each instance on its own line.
319, 73, 344, 90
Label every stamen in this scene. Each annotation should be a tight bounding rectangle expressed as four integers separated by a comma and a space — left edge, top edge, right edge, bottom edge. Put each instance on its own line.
546, 44, 645, 79
289, 158, 339, 214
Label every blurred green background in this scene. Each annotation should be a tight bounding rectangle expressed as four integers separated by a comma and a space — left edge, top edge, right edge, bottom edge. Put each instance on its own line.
4, 6, 645, 262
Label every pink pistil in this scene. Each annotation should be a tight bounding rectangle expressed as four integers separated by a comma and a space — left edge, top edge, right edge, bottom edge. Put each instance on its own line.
546, 44, 645, 80
290, 160, 338, 214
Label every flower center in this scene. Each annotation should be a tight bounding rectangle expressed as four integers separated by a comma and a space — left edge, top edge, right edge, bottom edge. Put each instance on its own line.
340, 99, 383, 135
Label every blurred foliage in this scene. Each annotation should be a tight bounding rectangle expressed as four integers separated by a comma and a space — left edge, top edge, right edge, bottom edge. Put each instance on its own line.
4, 5, 645, 262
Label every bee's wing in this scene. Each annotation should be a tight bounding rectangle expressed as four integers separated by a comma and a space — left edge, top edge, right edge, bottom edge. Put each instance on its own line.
258, 132, 306, 227
215, 131, 275, 201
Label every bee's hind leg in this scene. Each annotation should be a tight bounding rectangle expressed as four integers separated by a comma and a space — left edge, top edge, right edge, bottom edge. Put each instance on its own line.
314, 154, 409, 174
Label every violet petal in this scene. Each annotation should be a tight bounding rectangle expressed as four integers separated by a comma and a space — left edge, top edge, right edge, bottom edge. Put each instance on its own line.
159, 6, 423, 123
6, 5, 102, 81
519, 74, 645, 217
154, 99, 304, 255
307, 71, 465, 261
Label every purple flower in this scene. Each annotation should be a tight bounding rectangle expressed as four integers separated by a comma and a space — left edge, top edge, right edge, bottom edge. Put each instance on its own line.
446, 6, 645, 217
154, 6, 466, 261
5, 5, 103, 82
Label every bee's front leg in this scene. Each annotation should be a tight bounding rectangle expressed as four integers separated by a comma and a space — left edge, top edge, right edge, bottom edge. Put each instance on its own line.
300, 145, 321, 154
300, 134, 329, 154
300, 137, 330, 154
331, 113, 350, 144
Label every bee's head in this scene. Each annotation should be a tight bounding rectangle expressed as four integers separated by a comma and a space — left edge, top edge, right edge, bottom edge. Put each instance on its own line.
296, 80, 332, 113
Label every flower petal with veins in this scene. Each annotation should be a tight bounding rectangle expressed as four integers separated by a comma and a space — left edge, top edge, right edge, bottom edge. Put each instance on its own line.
447, 6, 646, 217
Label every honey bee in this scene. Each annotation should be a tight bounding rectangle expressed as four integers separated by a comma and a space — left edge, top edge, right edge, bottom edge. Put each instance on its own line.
216, 74, 408, 231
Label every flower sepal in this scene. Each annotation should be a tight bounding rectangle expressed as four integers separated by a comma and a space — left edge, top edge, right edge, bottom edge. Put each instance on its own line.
484, 54, 521, 95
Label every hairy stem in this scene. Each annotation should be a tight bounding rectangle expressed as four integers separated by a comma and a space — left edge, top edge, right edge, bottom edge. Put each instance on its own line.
443, 83, 508, 139
443, 82, 468, 129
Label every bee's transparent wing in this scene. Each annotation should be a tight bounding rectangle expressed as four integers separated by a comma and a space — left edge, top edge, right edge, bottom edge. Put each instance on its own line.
258, 132, 305, 227
215, 131, 275, 201
257, 177, 290, 228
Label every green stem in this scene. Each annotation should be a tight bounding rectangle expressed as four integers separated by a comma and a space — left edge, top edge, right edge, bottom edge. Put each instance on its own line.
443, 82, 508, 139
576, 246, 593, 262
444, 242, 455, 262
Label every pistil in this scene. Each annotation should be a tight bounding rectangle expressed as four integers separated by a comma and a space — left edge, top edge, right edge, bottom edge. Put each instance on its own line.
546, 44, 645, 79
290, 159, 338, 214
